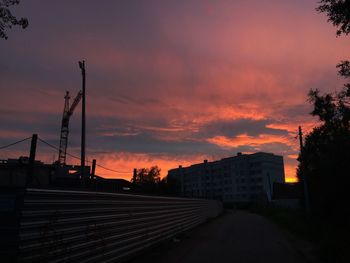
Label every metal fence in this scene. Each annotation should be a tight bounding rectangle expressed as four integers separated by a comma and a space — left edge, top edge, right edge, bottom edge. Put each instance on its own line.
0, 188, 222, 262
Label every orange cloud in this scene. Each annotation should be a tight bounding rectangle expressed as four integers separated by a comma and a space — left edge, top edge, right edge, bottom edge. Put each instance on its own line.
266, 119, 321, 134
207, 134, 292, 149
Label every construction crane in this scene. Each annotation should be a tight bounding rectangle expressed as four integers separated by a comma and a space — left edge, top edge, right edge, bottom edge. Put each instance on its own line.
58, 90, 82, 165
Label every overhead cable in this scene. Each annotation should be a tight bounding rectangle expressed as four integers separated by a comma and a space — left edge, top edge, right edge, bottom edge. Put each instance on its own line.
0, 136, 32, 150
38, 136, 130, 174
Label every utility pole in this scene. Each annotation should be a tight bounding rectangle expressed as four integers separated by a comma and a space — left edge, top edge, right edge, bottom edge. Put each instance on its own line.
299, 126, 310, 215
26, 134, 37, 187
133, 168, 137, 184
79, 60, 86, 185
91, 159, 96, 178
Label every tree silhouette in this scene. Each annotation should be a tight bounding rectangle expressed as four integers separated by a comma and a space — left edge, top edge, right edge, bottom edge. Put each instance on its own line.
317, 0, 350, 93
317, 0, 350, 36
298, 88, 350, 215
299, 89, 350, 262
0, 0, 28, 39
299, 0, 350, 216
296, 2, 350, 261
131, 166, 161, 193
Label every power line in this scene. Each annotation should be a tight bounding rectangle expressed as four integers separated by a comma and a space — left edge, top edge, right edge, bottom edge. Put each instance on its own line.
66, 152, 81, 161
95, 163, 131, 174
38, 136, 130, 174
0, 136, 32, 150
37, 137, 59, 151
38, 137, 81, 160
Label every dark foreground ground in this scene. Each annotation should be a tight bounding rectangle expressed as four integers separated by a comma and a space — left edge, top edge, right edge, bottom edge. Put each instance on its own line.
130, 210, 315, 263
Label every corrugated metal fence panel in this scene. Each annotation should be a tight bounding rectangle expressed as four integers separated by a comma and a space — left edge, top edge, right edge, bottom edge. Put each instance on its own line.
0, 188, 24, 262
17, 188, 222, 263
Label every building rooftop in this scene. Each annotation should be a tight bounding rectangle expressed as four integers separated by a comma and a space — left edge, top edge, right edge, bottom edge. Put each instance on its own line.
169, 152, 281, 172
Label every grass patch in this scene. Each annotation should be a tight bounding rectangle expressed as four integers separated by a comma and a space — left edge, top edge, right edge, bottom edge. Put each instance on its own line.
251, 206, 318, 242
250, 206, 350, 263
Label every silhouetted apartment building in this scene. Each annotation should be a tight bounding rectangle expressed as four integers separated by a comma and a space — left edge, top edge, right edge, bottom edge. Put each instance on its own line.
167, 152, 285, 203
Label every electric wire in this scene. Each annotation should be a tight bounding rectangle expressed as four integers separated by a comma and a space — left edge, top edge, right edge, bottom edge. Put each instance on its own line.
38, 137, 81, 160
38, 136, 131, 174
0, 136, 32, 150
95, 163, 131, 174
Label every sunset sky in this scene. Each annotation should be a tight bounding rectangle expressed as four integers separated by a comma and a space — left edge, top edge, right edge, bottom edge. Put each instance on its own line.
1, 0, 348, 182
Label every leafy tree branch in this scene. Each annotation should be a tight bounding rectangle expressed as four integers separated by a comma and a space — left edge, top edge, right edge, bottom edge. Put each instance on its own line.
0, 0, 28, 39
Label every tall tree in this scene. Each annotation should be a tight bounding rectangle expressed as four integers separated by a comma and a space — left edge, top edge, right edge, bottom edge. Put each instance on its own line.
0, 0, 28, 39
295, 6, 350, 262
297, 4, 350, 261
298, 0, 350, 215
299, 88, 350, 214
131, 166, 161, 193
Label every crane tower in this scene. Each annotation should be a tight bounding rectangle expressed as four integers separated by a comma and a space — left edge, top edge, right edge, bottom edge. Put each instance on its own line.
58, 90, 82, 165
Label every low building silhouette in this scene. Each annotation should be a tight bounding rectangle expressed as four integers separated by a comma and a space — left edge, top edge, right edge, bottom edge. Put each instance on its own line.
168, 152, 285, 203
271, 182, 302, 209
0, 157, 57, 187
0, 157, 132, 193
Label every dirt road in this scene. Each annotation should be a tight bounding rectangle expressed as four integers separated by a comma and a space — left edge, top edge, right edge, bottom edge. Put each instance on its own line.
131, 210, 310, 263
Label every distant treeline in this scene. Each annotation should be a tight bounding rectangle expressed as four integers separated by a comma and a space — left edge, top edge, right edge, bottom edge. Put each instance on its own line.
130, 166, 178, 195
